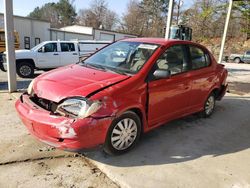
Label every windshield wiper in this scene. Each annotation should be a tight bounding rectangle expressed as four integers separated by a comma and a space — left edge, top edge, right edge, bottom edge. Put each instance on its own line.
104, 66, 132, 76
81, 62, 107, 71
81, 62, 131, 76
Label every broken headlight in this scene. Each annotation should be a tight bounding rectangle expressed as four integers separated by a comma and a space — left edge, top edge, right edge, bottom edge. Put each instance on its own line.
27, 79, 34, 95
56, 98, 102, 119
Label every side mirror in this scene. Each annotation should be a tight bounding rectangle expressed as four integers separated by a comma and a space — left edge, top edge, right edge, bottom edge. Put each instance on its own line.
38, 46, 46, 53
153, 69, 171, 80
42, 46, 46, 53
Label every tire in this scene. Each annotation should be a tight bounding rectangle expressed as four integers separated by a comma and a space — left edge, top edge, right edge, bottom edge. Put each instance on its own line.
104, 111, 142, 155
200, 93, 216, 118
17, 62, 34, 78
234, 57, 241, 64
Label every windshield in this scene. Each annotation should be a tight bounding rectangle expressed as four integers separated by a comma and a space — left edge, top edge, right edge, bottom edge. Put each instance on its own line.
82, 41, 159, 75
31, 42, 46, 51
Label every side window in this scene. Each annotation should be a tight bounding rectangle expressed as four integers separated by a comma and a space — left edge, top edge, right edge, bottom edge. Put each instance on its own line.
155, 45, 188, 75
190, 46, 210, 70
246, 51, 250, 55
61, 43, 75, 52
43, 43, 57, 52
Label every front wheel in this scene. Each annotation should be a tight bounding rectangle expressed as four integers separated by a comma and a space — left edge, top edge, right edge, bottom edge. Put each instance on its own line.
104, 111, 141, 155
17, 62, 34, 78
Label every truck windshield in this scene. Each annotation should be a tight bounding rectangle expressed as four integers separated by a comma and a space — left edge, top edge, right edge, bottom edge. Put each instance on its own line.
82, 41, 159, 75
31, 42, 47, 51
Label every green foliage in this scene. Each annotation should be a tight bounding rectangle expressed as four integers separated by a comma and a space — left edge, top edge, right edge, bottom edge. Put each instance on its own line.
28, 0, 76, 28
56, 0, 77, 26
233, 0, 250, 38
137, 0, 169, 37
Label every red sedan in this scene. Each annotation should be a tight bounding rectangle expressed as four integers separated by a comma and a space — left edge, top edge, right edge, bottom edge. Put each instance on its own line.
16, 38, 228, 155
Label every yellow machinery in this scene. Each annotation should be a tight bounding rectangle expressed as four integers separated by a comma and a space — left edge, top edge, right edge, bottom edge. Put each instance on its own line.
0, 28, 20, 53
0, 29, 20, 71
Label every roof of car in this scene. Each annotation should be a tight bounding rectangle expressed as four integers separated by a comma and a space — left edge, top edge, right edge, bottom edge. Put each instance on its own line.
121, 37, 199, 47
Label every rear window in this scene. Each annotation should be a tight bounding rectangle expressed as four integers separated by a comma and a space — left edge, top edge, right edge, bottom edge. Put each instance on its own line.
61, 43, 75, 52
190, 46, 210, 70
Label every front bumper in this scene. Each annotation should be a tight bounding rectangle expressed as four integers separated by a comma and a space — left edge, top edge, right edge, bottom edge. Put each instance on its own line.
15, 94, 113, 150
0, 54, 7, 72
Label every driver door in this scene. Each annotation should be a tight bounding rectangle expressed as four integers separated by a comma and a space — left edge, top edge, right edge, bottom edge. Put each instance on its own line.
36, 42, 60, 68
147, 44, 192, 127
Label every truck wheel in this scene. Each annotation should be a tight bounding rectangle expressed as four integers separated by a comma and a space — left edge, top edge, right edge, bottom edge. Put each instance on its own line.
17, 62, 34, 78
104, 111, 141, 155
234, 57, 241, 64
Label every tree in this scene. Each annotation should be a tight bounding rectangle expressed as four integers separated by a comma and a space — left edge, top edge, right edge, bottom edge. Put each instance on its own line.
139, 0, 169, 37
77, 0, 119, 30
233, 0, 250, 39
119, 0, 145, 36
179, 0, 249, 41
120, 0, 169, 37
28, 0, 77, 28
56, 0, 77, 26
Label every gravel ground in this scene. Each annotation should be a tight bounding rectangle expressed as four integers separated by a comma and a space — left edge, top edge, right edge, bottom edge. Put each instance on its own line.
0, 93, 119, 188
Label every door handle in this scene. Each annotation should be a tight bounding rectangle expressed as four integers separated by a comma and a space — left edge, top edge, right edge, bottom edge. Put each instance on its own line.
72, 53, 78, 55
53, 53, 59, 55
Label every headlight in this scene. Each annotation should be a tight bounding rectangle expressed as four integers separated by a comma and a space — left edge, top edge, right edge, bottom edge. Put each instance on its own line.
27, 80, 34, 95
56, 98, 102, 119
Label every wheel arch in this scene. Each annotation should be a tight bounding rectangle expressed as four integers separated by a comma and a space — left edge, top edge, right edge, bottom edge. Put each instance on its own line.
16, 59, 36, 68
211, 87, 220, 99
116, 106, 146, 134
233, 57, 241, 60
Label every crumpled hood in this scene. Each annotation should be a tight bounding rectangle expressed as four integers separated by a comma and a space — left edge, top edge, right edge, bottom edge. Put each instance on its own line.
33, 64, 129, 103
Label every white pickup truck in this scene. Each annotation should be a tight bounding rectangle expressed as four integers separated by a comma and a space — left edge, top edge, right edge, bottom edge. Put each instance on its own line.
2, 40, 110, 78
229, 51, 250, 64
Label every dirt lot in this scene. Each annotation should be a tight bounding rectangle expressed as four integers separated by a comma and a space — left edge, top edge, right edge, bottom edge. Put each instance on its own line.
0, 62, 250, 188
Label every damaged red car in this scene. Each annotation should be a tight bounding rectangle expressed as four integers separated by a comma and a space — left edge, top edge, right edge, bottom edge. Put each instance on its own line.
16, 38, 228, 155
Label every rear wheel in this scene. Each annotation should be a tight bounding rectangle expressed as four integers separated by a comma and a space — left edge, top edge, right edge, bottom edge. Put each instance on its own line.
17, 62, 34, 78
234, 57, 241, 64
200, 93, 216, 118
104, 111, 141, 155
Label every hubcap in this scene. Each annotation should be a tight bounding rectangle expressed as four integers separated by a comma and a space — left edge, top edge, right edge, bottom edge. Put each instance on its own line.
234, 58, 240, 63
111, 118, 138, 151
20, 65, 31, 76
205, 95, 215, 115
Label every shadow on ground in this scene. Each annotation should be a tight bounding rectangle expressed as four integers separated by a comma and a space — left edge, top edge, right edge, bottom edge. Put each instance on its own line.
0, 74, 41, 91
85, 95, 250, 167
0, 80, 31, 91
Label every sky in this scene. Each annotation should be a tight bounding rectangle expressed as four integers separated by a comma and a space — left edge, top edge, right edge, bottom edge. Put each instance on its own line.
0, 0, 193, 17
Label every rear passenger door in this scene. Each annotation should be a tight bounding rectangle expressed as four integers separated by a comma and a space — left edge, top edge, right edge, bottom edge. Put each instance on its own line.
188, 45, 215, 109
60, 42, 79, 66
